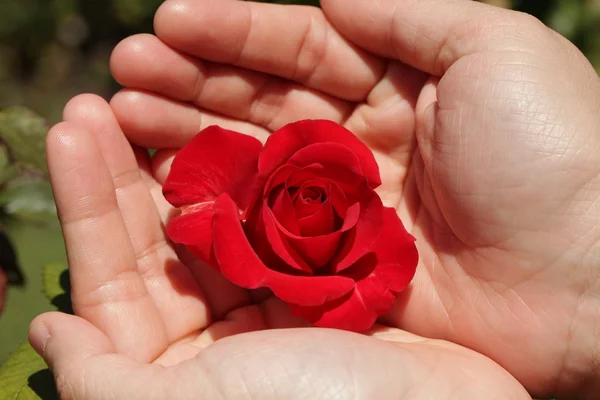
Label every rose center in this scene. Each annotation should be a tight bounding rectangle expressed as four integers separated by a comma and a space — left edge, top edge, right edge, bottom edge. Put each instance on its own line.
299, 186, 326, 204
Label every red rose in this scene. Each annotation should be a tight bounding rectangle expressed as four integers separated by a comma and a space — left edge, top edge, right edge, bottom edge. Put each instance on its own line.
163, 120, 418, 332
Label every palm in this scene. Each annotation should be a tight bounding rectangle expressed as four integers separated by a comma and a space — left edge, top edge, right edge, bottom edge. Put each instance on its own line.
387, 51, 600, 390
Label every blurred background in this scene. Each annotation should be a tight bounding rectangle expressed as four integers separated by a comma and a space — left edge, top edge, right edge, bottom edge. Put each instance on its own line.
0, 0, 599, 364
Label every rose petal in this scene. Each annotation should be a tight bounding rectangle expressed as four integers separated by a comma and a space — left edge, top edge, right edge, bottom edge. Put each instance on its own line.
264, 164, 299, 195
303, 209, 417, 329
292, 178, 335, 234
287, 142, 364, 177
285, 165, 321, 188
293, 198, 322, 219
262, 203, 314, 273
283, 164, 363, 206
363, 207, 418, 293
286, 168, 349, 220
212, 194, 355, 305
292, 178, 329, 202
270, 186, 301, 235
318, 165, 368, 202
292, 216, 418, 332
297, 202, 335, 236
329, 181, 349, 219
244, 202, 300, 275
288, 233, 341, 267
166, 202, 216, 266
339, 254, 406, 317
163, 126, 263, 210
279, 203, 360, 268
332, 191, 384, 273
259, 120, 381, 189
290, 288, 383, 332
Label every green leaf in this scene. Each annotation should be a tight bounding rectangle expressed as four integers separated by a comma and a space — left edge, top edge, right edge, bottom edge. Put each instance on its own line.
0, 179, 55, 220
42, 263, 68, 301
42, 263, 72, 314
0, 263, 69, 399
15, 386, 43, 400
0, 342, 57, 400
0, 145, 17, 186
0, 107, 48, 176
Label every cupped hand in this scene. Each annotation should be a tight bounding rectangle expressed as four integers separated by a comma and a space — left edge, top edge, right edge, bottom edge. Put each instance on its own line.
28, 97, 528, 399
104, 0, 600, 398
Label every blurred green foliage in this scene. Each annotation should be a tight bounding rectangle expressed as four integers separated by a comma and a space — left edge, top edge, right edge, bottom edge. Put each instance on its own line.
0, 0, 163, 123
516, 0, 600, 68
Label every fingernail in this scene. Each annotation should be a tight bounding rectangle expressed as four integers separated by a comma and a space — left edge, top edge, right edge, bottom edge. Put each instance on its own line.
29, 321, 51, 357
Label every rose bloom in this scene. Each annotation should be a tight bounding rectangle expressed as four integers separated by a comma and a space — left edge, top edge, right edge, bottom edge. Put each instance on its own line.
164, 120, 418, 332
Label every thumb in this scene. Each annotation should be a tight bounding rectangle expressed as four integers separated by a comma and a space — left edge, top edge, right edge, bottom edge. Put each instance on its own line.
29, 312, 114, 374
29, 313, 169, 399
28, 312, 124, 399
321, 0, 549, 76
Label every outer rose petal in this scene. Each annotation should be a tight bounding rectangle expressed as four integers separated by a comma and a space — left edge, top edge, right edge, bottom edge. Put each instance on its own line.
293, 289, 386, 332
367, 207, 418, 292
213, 194, 355, 306
287, 142, 364, 177
163, 126, 263, 210
259, 120, 381, 189
166, 203, 215, 266
292, 208, 418, 331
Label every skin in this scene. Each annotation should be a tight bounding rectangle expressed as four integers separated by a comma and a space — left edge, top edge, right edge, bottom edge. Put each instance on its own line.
28, 0, 600, 398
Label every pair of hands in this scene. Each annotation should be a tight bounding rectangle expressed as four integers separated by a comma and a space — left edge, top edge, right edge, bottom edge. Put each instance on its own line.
28, 0, 600, 398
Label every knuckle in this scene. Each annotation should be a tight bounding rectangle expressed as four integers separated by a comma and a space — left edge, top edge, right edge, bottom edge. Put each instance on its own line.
292, 9, 328, 84
483, 11, 553, 50
510, 11, 547, 32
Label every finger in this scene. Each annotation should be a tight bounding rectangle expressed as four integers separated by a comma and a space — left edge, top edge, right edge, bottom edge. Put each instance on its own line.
106, 91, 255, 319
46, 121, 165, 362
29, 312, 163, 400
62, 95, 211, 343
111, 34, 352, 131
153, 0, 385, 101
175, 250, 252, 322
29, 312, 114, 372
322, 0, 550, 75
110, 34, 353, 134
110, 90, 271, 148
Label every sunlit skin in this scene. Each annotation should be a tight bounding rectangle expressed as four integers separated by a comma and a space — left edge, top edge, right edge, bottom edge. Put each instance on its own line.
28, 0, 600, 399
